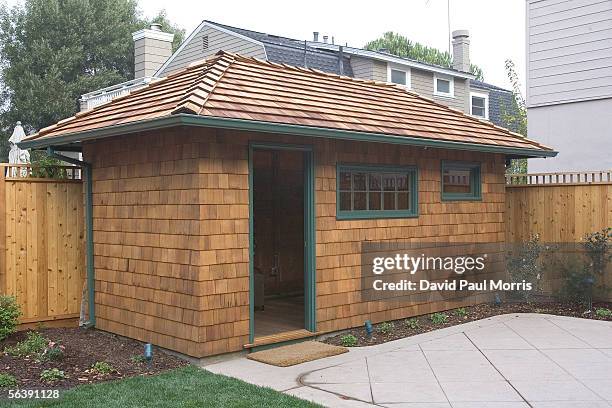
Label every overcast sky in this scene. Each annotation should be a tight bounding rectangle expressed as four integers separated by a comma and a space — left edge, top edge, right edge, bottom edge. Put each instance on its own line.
138, 0, 527, 91
5, 0, 527, 91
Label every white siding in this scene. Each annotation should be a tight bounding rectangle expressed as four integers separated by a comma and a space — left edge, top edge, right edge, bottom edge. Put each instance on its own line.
526, 0, 612, 107
159, 25, 266, 76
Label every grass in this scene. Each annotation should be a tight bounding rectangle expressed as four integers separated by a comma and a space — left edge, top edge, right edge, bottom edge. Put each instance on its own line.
4, 366, 320, 408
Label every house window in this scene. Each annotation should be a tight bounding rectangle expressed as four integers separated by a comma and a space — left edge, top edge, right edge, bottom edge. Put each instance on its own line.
441, 161, 481, 201
387, 64, 410, 88
434, 74, 454, 97
337, 164, 418, 219
470, 92, 489, 119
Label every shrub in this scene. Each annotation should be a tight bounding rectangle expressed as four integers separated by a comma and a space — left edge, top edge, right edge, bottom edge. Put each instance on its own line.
430, 313, 448, 324
406, 317, 420, 330
340, 334, 358, 347
378, 322, 394, 335
595, 308, 612, 318
40, 368, 65, 383
0, 295, 21, 341
40, 341, 65, 361
5, 331, 47, 357
131, 354, 147, 364
454, 308, 467, 317
0, 373, 18, 388
506, 234, 548, 302
91, 361, 114, 375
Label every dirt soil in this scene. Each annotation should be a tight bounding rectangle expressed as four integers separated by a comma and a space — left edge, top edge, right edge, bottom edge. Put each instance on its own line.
324, 301, 612, 347
0, 327, 187, 393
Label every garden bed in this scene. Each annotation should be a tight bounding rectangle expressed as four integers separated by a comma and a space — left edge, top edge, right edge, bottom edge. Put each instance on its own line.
0, 327, 187, 394
324, 301, 612, 347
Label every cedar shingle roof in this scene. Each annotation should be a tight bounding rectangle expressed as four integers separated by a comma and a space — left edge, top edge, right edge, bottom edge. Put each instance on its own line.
23, 52, 553, 155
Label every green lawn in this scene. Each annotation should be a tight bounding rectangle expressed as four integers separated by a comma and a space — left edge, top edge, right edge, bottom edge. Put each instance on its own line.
3, 366, 321, 408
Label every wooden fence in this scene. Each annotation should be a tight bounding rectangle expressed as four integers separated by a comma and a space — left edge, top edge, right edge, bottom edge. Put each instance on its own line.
505, 170, 612, 242
0, 164, 85, 327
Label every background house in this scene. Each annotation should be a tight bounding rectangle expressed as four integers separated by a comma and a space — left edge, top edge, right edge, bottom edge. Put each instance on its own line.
80, 21, 519, 132
526, 0, 612, 172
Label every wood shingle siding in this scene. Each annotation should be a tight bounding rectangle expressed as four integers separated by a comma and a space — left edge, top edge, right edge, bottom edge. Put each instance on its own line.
84, 127, 505, 357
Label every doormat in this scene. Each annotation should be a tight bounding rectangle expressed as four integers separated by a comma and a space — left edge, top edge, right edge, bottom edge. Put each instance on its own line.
247, 341, 347, 367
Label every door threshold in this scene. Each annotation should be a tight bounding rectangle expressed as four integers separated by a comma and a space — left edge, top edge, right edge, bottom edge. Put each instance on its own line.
244, 329, 316, 349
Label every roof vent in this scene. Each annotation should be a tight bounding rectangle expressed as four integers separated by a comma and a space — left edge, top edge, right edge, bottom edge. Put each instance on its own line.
150, 23, 162, 31
202, 35, 209, 51
323, 35, 328, 43
313, 32, 319, 42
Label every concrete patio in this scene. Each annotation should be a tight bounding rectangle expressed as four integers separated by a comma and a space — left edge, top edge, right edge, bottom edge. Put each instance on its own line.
204, 313, 612, 407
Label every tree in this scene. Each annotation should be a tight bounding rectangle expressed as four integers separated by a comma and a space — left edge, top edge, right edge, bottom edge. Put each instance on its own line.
0, 0, 184, 160
500, 59, 528, 174
364, 32, 484, 81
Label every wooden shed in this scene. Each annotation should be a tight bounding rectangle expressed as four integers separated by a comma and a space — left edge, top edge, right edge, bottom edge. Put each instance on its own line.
20, 52, 555, 358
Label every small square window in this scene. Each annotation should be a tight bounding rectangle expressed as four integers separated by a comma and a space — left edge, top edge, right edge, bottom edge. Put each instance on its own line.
391, 69, 407, 85
470, 92, 488, 119
441, 161, 481, 201
437, 78, 450, 93
337, 165, 418, 219
434, 74, 454, 97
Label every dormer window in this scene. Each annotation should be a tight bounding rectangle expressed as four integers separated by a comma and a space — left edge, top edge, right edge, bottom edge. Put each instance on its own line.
470, 91, 489, 119
387, 64, 411, 88
434, 74, 454, 97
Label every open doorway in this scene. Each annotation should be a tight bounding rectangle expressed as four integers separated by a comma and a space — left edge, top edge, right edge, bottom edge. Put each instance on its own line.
251, 146, 310, 339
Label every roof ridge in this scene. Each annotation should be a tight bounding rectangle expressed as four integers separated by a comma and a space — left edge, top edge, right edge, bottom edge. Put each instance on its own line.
171, 52, 236, 115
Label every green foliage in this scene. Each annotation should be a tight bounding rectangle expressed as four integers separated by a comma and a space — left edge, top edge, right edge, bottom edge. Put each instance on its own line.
454, 307, 467, 317
5, 331, 47, 357
40, 341, 65, 361
406, 317, 420, 329
364, 32, 484, 80
40, 368, 66, 383
29, 151, 67, 178
378, 321, 394, 335
0, 373, 18, 388
340, 334, 358, 347
0, 1, 184, 159
92, 361, 114, 374
131, 354, 147, 364
501, 59, 528, 175
0, 295, 21, 341
430, 313, 448, 324
506, 234, 548, 302
595, 308, 612, 318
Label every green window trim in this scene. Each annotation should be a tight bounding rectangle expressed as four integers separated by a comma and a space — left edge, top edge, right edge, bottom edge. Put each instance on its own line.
336, 163, 418, 220
441, 160, 482, 201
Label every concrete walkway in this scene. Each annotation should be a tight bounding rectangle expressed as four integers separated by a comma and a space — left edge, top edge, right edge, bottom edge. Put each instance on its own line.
204, 314, 612, 407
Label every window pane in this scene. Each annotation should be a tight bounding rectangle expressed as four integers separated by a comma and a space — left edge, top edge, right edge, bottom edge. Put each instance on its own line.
369, 173, 382, 191
391, 69, 406, 85
443, 168, 472, 194
397, 175, 409, 191
339, 171, 351, 190
437, 78, 450, 94
382, 174, 396, 191
397, 191, 410, 210
339, 192, 351, 210
353, 172, 367, 190
383, 192, 396, 210
369, 192, 381, 210
472, 96, 485, 108
354, 192, 367, 210
472, 106, 485, 117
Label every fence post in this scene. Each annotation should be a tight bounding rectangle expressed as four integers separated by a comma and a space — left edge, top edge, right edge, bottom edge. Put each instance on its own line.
0, 165, 6, 294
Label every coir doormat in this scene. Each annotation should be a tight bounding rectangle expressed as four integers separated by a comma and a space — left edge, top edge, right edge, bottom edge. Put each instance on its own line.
247, 341, 347, 367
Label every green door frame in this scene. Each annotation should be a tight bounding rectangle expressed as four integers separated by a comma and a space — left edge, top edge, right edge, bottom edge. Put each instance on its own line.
248, 142, 316, 343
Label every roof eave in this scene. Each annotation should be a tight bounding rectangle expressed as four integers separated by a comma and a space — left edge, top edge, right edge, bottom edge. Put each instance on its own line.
19, 114, 557, 158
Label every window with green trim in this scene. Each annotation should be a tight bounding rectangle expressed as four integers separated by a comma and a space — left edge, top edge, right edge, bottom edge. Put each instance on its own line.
337, 164, 418, 219
441, 161, 482, 201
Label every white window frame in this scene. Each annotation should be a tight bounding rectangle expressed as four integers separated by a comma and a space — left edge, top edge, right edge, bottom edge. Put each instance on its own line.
433, 73, 454, 98
470, 91, 489, 120
387, 63, 411, 89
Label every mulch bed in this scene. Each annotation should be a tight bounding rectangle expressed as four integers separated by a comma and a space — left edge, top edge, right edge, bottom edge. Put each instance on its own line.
324, 301, 612, 347
0, 326, 188, 393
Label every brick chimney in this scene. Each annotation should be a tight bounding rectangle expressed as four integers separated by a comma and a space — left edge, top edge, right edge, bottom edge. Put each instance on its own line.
132, 23, 174, 78
452, 30, 470, 72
